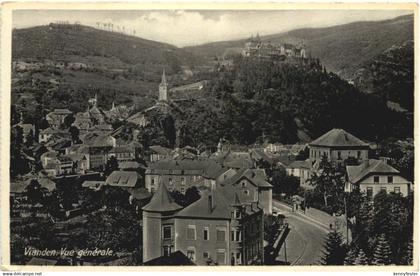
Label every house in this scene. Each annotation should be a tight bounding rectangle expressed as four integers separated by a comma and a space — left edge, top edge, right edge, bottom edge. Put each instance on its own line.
264, 143, 283, 154
65, 153, 89, 173
219, 168, 273, 214
108, 145, 136, 162
105, 171, 142, 189
38, 128, 71, 143
142, 183, 264, 266
145, 159, 226, 194
345, 159, 412, 198
149, 146, 173, 162
46, 109, 73, 128
82, 180, 106, 191
45, 138, 72, 154
41, 151, 58, 168
309, 129, 369, 167
55, 156, 74, 176
286, 160, 312, 188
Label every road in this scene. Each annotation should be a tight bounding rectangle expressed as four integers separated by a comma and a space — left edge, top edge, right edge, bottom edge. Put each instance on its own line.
273, 200, 328, 265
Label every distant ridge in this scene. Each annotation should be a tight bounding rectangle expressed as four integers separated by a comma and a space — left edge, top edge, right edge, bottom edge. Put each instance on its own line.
12, 23, 201, 67
184, 14, 414, 79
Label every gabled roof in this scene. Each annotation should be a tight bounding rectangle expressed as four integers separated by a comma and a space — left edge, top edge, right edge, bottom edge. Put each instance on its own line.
26, 257, 58, 266
149, 145, 173, 155
10, 182, 29, 194
175, 185, 261, 219
127, 187, 152, 201
105, 171, 141, 188
288, 160, 311, 169
143, 251, 195, 266
310, 128, 369, 148
220, 168, 272, 188
142, 182, 182, 212
346, 159, 401, 184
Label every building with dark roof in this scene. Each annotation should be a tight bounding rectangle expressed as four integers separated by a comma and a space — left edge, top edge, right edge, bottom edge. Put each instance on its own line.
219, 168, 272, 214
105, 171, 142, 188
46, 108, 73, 129
142, 183, 264, 266
309, 128, 369, 166
345, 159, 412, 198
145, 159, 227, 194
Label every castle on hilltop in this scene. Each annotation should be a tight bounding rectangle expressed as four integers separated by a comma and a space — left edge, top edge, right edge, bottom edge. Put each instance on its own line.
243, 34, 306, 60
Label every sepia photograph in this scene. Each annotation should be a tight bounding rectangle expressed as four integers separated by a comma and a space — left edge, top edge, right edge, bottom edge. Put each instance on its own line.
1, 3, 417, 270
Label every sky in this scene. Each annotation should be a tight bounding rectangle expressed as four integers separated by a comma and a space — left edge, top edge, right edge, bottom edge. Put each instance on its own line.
13, 9, 413, 47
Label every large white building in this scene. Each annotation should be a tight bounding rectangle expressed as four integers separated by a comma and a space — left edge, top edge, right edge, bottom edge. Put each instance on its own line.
345, 159, 412, 198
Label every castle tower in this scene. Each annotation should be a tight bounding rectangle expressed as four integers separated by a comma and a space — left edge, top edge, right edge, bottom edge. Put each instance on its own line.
142, 182, 182, 262
158, 68, 168, 102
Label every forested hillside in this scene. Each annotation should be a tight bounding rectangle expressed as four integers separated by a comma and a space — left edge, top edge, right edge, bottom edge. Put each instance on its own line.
169, 56, 412, 148
353, 40, 414, 112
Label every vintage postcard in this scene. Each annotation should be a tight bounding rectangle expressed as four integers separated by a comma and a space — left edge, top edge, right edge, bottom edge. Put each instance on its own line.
0, 2, 418, 272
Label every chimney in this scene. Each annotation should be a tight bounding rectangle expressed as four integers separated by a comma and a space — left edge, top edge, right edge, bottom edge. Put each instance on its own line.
379, 157, 389, 164
208, 194, 213, 213
363, 159, 370, 169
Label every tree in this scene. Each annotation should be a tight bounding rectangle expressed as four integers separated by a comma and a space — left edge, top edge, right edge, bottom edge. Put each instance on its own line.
308, 155, 345, 209
372, 234, 393, 265
344, 246, 358, 265
26, 179, 44, 204
101, 186, 130, 209
184, 186, 201, 206
62, 114, 75, 129
354, 249, 369, 265
321, 229, 346, 265
25, 129, 34, 147
104, 156, 119, 176
69, 126, 80, 143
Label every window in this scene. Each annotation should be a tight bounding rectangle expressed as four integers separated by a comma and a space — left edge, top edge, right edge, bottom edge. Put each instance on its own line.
203, 252, 210, 260
169, 178, 172, 185
241, 181, 247, 188
163, 225, 172, 240
187, 225, 196, 240
337, 151, 342, 160
366, 187, 373, 199
380, 187, 387, 193
235, 210, 241, 219
181, 177, 185, 185
203, 227, 209, 241
187, 247, 196, 261
216, 250, 226, 265
357, 151, 361, 159
236, 230, 241, 241
231, 230, 235, 241
374, 176, 380, 183
151, 178, 155, 185
394, 187, 401, 194
163, 245, 172, 256
216, 228, 226, 241
388, 176, 393, 183
244, 190, 249, 195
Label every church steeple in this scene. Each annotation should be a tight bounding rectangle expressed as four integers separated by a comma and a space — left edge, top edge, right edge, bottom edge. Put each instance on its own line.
158, 68, 168, 102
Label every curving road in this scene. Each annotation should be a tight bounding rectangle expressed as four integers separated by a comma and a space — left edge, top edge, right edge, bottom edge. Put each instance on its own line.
273, 200, 328, 265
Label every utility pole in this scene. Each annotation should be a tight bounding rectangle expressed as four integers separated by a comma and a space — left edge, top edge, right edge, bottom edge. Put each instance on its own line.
344, 196, 349, 245
284, 239, 287, 264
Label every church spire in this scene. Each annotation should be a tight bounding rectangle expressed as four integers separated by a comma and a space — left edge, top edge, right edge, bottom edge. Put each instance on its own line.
161, 68, 167, 86
158, 68, 168, 102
